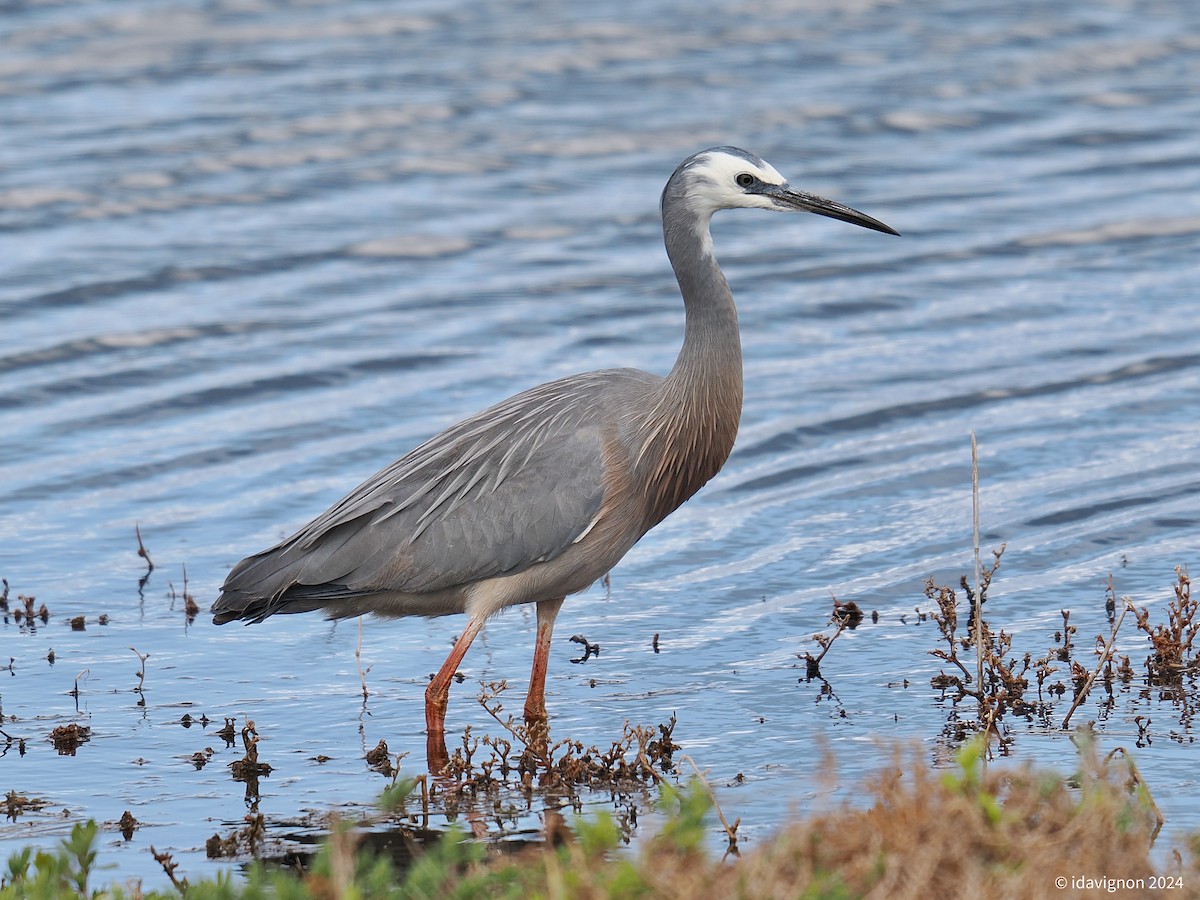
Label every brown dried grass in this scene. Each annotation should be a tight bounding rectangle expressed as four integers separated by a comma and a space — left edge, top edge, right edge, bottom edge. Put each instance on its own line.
702, 747, 1180, 899
483, 738, 1197, 900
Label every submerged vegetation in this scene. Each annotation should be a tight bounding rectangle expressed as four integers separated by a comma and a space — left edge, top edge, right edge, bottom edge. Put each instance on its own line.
803, 551, 1199, 757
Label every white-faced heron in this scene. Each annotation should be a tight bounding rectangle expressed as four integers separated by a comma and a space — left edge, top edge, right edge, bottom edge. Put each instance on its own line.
211, 147, 897, 741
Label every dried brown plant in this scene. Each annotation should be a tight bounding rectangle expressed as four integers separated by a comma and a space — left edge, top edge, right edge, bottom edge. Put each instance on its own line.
1133, 567, 1199, 684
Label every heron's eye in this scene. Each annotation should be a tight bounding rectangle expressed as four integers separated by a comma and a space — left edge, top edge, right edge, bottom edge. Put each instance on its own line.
736, 173, 755, 188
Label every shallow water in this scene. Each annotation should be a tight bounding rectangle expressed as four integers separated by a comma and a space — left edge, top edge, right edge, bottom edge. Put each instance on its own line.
3, 0, 1200, 887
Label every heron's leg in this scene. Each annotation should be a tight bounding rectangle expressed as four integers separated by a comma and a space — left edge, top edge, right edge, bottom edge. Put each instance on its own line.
425, 615, 486, 734
426, 731, 450, 774
524, 597, 565, 724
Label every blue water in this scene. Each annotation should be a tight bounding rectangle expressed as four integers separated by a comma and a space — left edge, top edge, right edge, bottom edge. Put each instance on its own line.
3, 0, 1200, 887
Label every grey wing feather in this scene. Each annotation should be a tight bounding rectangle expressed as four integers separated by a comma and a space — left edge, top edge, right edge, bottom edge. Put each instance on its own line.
213, 369, 652, 622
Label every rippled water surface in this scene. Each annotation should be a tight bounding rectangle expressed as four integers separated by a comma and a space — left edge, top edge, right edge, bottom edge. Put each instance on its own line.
3, 0, 1200, 887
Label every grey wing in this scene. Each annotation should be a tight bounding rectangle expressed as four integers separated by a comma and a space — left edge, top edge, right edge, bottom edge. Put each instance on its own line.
213, 372, 635, 622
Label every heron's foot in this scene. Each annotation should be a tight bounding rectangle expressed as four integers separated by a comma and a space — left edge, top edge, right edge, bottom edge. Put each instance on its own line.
522, 695, 547, 724
523, 709, 551, 756
424, 683, 452, 773
425, 683, 449, 735
425, 730, 450, 774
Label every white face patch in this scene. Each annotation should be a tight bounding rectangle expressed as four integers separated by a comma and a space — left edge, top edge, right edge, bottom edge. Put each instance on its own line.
680, 150, 789, 219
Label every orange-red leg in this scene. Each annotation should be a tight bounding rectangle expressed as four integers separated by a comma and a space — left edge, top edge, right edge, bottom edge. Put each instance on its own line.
425, 615, 485, 734
426, 731, 449, 773
524, 597, 564, 724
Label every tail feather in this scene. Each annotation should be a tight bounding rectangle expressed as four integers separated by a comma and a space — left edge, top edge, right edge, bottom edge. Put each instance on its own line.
212, 515, 402, 625
211, 585, 340, 623
211, 541, 365, 625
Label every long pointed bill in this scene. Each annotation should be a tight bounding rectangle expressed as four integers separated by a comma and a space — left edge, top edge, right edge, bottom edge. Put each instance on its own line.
769, 185, 899, 236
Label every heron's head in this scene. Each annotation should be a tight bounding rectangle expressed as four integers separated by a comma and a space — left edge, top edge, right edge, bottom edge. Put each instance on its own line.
664, 146, 898, 236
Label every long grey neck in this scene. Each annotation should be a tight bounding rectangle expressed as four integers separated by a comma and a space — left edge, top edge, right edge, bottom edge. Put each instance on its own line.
663, 211, 744, 402
634, 200, 744, 526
